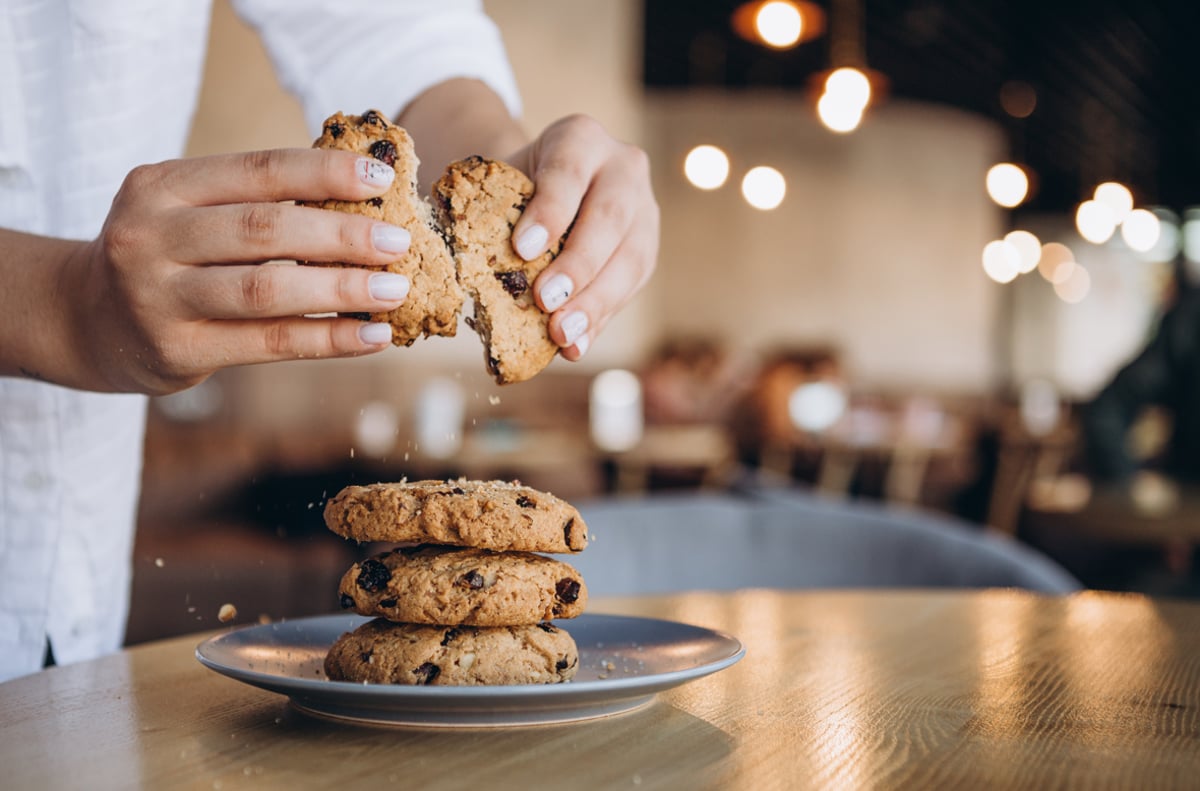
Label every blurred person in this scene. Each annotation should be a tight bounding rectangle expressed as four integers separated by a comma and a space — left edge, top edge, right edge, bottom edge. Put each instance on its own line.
1083, 260, 1200, 486
0, 0, 658, 681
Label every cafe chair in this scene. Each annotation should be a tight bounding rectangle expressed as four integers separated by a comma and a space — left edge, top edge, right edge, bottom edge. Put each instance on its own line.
572, 488, 1081, 596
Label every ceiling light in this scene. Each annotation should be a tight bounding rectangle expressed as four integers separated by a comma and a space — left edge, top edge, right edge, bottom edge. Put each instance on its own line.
825, 67, 871, 110
731, 1, 825, 49
1120, 209, 1161, 253
741, 166, 786, 210
1093, 182, 1134, 224
1004, 230, 1042, 274
999, 80, 1037, 119
1075, 199, 1117, 244
683, 145, 730, 190
986, 163, 1029, 208
982, 240, 1021, 283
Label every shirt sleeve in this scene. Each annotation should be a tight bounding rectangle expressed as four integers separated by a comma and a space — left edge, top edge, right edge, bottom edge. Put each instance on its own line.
230, 0, 522, 136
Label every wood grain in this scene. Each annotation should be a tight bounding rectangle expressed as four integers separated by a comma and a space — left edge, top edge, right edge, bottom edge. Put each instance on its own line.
2, 589, 1199, 790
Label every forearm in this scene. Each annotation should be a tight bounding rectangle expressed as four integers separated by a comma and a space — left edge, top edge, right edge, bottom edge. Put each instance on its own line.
397, 78, 529, 195
0, 228, 93, 388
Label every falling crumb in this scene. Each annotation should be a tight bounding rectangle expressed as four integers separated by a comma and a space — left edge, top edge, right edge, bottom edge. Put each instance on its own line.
604, 661, 616, 671
350, 447, 355, 459
187, 606, 196, 614
258, 614, 271, 625
404, 452, 410, 461
154, 558, 164, 568
218, 603, 238, 623
488, 395, 501, 405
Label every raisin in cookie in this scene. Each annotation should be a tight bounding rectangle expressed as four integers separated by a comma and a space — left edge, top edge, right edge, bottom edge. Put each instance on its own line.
301, 110, 461, 346
324, 619, 578, 685
338, 545, 587, 626
324, 480, 587, 553
434, 156, 564, 384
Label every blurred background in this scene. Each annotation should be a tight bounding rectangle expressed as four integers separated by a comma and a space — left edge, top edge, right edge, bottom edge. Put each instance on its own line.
129, 0, 1200, 641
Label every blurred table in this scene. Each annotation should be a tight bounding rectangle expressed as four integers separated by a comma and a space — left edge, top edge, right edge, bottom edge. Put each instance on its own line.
3, 589, 1199, 790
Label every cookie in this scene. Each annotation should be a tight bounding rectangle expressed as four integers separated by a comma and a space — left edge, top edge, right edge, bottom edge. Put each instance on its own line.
301, 110, 462, 346
324, 479, 588, 553
338, 545, 587, 626
434, 156, 564, 384
324, 618, 579, 685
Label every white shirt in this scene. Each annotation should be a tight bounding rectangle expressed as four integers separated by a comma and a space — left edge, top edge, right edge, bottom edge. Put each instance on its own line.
0, 0, 520, 682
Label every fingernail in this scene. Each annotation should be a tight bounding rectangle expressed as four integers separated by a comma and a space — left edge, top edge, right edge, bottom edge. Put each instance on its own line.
358, 322, 393, 345
573, 334, 590, 358
539, 273, 574, 312
515, 223, 549, 261
369, 272, 409, 301
561, 311, 589, 346
357, 157, 395, 187
372, 223, 411, 254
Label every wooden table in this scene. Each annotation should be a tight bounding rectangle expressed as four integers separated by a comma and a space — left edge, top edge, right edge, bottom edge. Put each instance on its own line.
3, 589, 1199, 789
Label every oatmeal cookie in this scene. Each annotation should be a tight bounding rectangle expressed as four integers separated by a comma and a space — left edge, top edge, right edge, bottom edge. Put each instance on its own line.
338, 544, 587, 625
324, 618, 579, 685
324, 479, 588, 553
301, 110, 461, 345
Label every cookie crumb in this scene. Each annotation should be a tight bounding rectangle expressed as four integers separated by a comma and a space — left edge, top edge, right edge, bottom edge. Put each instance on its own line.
218, 603, 238, 623
154, 557, 164, 568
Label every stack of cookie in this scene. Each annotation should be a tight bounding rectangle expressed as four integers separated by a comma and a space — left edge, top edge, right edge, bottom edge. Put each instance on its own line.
321, 480, 589, 686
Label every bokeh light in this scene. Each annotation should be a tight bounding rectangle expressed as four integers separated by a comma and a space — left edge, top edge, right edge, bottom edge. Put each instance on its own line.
986, 163, 1029, 208
1038, 242, 1076, 283
1093, 182, 1134, 224
982, 239, 1021, 283
1054, 263, 1092, 303
999, 80, 1037, 119
755, 1, 804, 48
1004, 230, 1042, 274
684, 145, 730, 190
1120, 208, 1161, 253
741, 166, 787, 210
1075, 199, 1117, 244
825, 67, 872, 109
817, 91, 864, 133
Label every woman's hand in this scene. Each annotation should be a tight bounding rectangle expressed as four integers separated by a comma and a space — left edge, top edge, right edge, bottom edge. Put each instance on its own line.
507, 115, 660, 360
65, 148, 413, 394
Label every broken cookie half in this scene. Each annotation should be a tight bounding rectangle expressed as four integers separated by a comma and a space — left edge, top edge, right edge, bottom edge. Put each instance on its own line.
433, 155, 564, 385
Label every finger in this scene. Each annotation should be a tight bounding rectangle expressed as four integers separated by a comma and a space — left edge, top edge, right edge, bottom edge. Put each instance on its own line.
173, 262, 409, 320
163, 203, 411, 267
202, 316, 395, 366
531, 164, 636, 312
511, 131, 608, 262
548, 222, 657, 349
145, 148, 396, 207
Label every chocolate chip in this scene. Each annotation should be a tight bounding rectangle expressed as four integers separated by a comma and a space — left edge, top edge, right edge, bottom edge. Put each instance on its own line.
536, 622, 558, 633
441, 628, 461, 646
555, 578, 581, 603
494, 270, 529, 297
368, 139, 397, 167
360, 649, 373, 663
414, 662, 440, 685
356, 558, 392, 592
451, 487, 466, 495
487, 356, 501, 376
458, 570, 485, 590
326, 121, 345, 139
555, 658, 569, 671
339, 593, 354, 609
366, 197, 383, 207
360, 109, 385, 127
379, 598, 397, 608
563, 517, 575, 546
516, 495, 535, 508
346, 312, 372, 321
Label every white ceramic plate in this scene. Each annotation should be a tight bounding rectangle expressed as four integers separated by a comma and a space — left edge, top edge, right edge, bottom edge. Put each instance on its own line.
195, 613, 744, 727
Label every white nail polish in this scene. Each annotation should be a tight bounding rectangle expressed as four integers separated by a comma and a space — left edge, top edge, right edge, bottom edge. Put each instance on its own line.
357, 157, 395, 187
372, 223, 411, 254
515, 224, 549, 261
561, 311, 589, 346
540, 273, 574, 312
358, 322, 393, 345
369, 272, 409, 301
572, 334, 590, 358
